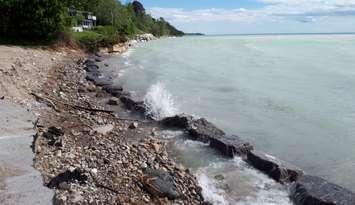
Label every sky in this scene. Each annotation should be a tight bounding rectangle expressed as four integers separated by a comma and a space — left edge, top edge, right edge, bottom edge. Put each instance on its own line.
127, 0, 355, 34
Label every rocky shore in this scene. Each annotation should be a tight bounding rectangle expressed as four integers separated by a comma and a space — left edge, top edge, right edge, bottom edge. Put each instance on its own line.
82, 46, 355, 204
1, 39, 355, 205
31, 57, 204, 204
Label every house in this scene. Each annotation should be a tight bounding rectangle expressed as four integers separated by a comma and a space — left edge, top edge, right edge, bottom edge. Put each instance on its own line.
69, 6, 97, 32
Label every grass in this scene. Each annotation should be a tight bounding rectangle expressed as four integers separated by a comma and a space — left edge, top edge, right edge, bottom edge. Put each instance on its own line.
72, 26, 125, 52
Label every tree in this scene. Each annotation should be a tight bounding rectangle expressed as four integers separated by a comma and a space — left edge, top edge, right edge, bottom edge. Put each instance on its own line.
0, 0, 65, 40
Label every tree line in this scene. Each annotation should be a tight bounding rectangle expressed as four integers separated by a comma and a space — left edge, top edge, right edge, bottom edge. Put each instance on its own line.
0, 0, 184, 43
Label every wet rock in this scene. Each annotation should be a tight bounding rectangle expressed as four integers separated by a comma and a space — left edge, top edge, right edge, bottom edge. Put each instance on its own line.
161, 114, 193, 129
187, 118, 225, 143
246, 151, 303, 183
43, 126, 64, 146
290, 175, 355, 205
93, 77, 112, 87
129, 122, 139, 129
142, 169, 180, 200
209, 135, 253, 158
120, 95, 146, 114
47, 169, 88, 189
102, 85, 123, 97
107, 97, 119, 105
85, 64, 99, 73
84, 59, 96, 66
134, 103, 147, 113
86, 72, 100, 82
214, 174, 225, 181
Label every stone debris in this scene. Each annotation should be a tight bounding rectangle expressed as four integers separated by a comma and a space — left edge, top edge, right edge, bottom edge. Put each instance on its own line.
32, 58, 204, 204
93, 124, 114, 135
290, 175, 355, 205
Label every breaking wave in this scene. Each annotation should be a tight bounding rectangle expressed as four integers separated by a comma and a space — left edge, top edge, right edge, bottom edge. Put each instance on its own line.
144, 82, 178, 120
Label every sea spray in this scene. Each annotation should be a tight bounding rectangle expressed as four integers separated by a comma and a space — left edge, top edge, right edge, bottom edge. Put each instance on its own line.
144, 82, 178, 120
174, 139, 292, 205
196, 171, 229, 205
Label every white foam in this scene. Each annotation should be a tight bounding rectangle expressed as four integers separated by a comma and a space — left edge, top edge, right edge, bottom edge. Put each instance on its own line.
197, 171, 229, 205
144, 82, 178, 120
196, 157, 292, 205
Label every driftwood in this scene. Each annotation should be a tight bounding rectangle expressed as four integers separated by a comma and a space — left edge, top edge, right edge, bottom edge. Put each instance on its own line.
31, 92, 60, 112
30, 92, 147, 123
31, 92, 113, 114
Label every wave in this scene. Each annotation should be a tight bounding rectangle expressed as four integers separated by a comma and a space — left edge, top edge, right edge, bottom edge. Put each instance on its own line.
172, 139, 292, 205
197, 171, 229, 205
196, 157, 292, 205
144, 82, 178, 120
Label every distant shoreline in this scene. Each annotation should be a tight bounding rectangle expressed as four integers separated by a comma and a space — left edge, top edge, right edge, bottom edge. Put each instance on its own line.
202, 32, 355, 36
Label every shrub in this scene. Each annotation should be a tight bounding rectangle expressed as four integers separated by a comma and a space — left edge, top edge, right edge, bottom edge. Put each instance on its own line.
0, 0, 65, 41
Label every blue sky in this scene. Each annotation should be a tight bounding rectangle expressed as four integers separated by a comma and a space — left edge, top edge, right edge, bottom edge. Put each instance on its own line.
126, 0, 355, 34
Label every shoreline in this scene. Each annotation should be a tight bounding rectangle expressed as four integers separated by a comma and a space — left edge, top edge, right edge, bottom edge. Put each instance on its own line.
88, 40, 355, 204
1, 38, 354, 204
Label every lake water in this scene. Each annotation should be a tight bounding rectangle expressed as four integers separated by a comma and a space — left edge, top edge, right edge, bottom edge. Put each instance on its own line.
104, 34, 355, 204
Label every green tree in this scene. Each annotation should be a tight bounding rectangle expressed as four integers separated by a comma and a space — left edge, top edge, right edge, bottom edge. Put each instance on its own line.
0, 0, 65, 41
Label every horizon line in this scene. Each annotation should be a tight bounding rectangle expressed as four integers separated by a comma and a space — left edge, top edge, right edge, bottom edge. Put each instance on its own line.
200, 32, 355, 36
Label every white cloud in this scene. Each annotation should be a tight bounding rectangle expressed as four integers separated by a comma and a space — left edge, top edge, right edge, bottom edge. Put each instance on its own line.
147, 0, 355, 34
149, 8, 261, 23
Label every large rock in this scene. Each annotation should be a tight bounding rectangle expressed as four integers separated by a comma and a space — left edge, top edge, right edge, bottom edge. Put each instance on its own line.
142, 169, 180, 200
84, 64, 99, 73
47, 169, 88, 189
187, 118, 225, 143
102, 84, 123, 97
209, 135, 253, 158
160, 114, 193, 129
92, 77, 112, 87
246, 151, 303, 183
43, 126, 64, 146
290, 175, 355, 205
161, 115, 253, 158
84, 59, 96, 66
120, 95, 147, 114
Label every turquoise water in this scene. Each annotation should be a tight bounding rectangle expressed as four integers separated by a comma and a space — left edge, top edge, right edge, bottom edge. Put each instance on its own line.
104, 34, 355, 202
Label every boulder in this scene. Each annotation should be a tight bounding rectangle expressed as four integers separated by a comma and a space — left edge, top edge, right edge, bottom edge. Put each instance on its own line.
129, 122, 139, 129
102, 84, 123, 97
187, 118, 225, 143
161, 115, 253, 158
209, 135, 253, 158
92, 78, 112, 87
85, 73, 99, 82
94, 52, 102, 57
160, 114, 193, 129
142, 169, 180, 200
84, 59, 96, 66
107, 97, 119, 105
48, 169, 88, 189
43, 126, 64, 146
246, 151, 303, 183
120, 95, 146, 114
84, 64, 99, 73
290, 175, 355, 205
